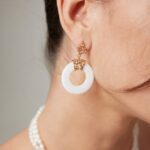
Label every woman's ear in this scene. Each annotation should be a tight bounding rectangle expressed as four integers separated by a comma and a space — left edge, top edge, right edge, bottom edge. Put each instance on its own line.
57, 0, 92, 48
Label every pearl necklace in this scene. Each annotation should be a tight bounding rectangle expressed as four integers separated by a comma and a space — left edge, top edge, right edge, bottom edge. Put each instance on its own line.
28, 105, 137, 150
28, 105, 46, 150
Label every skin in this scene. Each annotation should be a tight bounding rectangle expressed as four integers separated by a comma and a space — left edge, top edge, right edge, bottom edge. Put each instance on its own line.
1, 0, 150, 149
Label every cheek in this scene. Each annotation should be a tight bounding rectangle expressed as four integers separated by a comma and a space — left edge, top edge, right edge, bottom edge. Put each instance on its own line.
90, 1, 150, 92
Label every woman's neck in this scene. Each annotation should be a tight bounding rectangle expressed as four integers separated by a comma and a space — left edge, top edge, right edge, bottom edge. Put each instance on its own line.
38, 76, 136, 150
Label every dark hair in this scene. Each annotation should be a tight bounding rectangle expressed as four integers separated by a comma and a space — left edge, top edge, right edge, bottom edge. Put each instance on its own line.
44, 0, 64, 65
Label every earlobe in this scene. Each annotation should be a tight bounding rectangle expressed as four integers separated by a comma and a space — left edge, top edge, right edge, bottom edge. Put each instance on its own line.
57, 0, 91, 47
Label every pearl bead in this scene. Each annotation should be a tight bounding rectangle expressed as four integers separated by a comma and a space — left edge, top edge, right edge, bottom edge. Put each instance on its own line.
28, 105, 45, 150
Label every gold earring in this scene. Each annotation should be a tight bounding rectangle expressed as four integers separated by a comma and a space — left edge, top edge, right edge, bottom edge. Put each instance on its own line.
72, 41, 88, 71
61, 41, 94, 94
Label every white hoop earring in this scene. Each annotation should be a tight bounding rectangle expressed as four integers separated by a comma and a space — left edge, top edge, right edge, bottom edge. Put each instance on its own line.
61, 62, 94, 94
61, 41, 94, 94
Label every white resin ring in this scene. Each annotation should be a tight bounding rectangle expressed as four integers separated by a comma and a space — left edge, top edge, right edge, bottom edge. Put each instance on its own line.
61, 62, 94, 94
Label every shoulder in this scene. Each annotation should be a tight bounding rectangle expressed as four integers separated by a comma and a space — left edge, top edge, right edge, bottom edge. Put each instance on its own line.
0, 128, 33, 150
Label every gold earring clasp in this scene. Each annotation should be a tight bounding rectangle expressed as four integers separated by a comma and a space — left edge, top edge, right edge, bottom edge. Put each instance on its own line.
72, 41, 88, 71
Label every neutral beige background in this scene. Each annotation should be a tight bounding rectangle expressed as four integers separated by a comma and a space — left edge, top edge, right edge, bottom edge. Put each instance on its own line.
0, 0, 50, 143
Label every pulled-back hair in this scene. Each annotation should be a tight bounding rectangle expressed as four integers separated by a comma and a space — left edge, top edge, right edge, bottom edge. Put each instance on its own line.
44, 0, 64, 65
